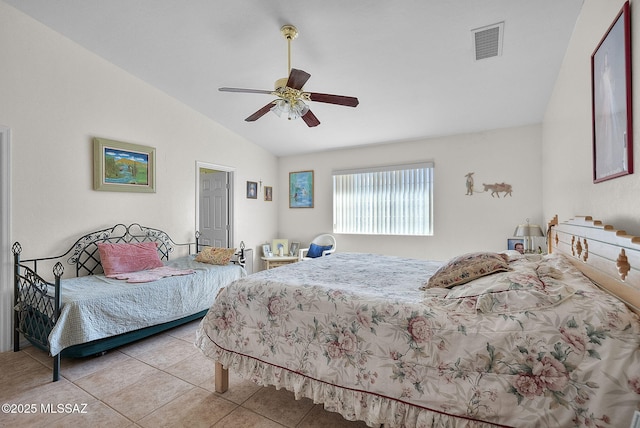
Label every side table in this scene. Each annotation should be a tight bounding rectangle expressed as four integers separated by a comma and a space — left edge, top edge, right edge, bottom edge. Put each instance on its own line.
261, 256, 298, 270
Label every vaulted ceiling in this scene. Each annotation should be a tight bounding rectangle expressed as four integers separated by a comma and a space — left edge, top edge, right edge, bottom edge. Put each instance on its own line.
5, 0, 584, 156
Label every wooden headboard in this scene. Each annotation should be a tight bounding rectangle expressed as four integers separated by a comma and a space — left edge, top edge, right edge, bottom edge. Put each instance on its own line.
548, 215, 640, 315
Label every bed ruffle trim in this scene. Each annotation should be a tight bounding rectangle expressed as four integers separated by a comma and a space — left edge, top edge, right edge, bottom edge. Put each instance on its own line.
195, 335, 504, 428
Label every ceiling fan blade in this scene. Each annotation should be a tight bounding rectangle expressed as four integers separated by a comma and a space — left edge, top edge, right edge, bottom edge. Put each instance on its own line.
286, 68, 311, 90
245, 102, 276, 122
301, 110, 320, 127
219, 87, 273, 95
307, 92, 359, 107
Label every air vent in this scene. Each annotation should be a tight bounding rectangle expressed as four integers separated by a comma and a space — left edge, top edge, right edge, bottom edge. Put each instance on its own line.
472, 22, 504, 60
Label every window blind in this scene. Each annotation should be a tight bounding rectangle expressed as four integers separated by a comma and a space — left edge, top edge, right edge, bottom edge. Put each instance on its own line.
332, 162, 433, 235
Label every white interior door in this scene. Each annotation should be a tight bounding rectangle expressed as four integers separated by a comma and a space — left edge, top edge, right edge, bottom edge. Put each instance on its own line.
199, 170, 230, 247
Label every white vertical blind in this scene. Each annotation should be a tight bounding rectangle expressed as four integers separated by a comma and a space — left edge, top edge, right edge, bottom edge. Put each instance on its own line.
332, 162, 433, 235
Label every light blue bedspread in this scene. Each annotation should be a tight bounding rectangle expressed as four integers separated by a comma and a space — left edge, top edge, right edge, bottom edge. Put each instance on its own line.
48, 255, 245, 356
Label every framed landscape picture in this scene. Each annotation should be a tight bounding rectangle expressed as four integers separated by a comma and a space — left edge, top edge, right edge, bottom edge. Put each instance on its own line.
289, 170, 314, 208
93, 138, 155, 193
592, 1, 633, 183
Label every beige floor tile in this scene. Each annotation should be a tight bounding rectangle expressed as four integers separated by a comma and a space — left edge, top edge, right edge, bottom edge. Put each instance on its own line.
0, 378, 98, 427
21, 345, 110, 383
163, 349, 216, 386
102, 370, 194, 421
297, 404, 370, 427
166, 319, 201, 342
132, 335, 198, 369
174, 352, 262, 403
209, 370, 262, 405
61, 350, 131, 381
0, 353, 56, 402
212, 406, 286, 428
138, 386, 237, 428
46, 401, 132, 428
74, 356, 158, 399
117, 332, 177, 358
3, 330, 382, 428
242, 386, 314, 427
0, 347, 33, 366
0, 405, 67, 427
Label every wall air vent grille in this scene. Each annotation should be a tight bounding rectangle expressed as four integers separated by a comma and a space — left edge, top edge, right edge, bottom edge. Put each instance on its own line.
472, 22, 504, 61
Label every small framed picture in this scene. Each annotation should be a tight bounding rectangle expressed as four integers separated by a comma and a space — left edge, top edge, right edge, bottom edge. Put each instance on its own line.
272, 239, 289, 257
507, 238, 524, 254
264, 186, 273, 201
247, 181, 258, 199
262, 244, 272, 257
289, 241, 300, 257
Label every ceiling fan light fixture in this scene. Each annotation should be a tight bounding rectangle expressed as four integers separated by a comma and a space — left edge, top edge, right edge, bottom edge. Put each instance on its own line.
271, 98, 309, 120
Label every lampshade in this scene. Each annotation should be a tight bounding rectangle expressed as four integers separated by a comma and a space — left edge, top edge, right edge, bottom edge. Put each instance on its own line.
513, 223, 544, 238
271, 98, 309, 120
513, 219, 544, 253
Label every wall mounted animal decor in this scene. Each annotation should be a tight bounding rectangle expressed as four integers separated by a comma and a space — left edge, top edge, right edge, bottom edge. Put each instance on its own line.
464, 172, 513, 198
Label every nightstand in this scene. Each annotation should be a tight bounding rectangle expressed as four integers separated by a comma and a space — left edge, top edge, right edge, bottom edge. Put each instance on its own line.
261, 256, 298, 270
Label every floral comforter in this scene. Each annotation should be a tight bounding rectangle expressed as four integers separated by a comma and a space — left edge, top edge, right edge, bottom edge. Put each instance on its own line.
195, 253, 640, 427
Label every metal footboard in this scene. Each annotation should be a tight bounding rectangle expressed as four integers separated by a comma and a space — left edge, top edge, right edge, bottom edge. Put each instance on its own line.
13, 242, 63, 381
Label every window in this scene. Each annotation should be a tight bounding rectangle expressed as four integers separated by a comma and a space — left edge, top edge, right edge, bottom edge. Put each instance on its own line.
332, 162, 433, 236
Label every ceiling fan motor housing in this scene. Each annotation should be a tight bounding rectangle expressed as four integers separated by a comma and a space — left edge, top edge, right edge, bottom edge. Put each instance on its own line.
274, 77, 289, 90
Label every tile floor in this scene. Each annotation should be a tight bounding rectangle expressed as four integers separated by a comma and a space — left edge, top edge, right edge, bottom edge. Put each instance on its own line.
0, 320, 369, 427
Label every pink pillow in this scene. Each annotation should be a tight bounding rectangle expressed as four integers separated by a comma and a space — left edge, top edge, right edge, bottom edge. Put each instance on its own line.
97, 242, 164, 277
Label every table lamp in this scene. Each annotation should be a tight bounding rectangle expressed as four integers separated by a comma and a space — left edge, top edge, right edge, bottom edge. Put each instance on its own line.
514, 219, 545, 253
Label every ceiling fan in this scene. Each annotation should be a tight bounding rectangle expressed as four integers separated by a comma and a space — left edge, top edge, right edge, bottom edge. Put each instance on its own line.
219, 25, 359, 127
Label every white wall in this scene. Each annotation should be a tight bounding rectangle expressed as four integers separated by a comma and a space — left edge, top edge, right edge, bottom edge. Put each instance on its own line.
543, 0, 640, 232
0, 2, 279, 351
278, 124, 544, 260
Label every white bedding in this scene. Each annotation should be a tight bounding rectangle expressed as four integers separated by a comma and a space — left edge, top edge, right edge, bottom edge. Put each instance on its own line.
196, 252, 640, 427
48, 255, 245, 356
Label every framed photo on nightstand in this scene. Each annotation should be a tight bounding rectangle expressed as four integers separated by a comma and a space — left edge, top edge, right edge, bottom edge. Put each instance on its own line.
289, 242, 300, 257
272, 239, 288, 257
262, 244, 272, 257
507, 239, 524, 254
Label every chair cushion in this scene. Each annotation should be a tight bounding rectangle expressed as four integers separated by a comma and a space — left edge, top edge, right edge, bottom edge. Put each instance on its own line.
307, 243, 333, 258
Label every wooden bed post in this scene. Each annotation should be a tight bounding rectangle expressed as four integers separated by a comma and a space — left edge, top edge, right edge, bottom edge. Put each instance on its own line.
215, 361, 229, 393
547, 215, 558, 255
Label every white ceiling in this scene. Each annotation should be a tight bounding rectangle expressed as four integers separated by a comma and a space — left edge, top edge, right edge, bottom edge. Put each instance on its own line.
5, 0, 584, 156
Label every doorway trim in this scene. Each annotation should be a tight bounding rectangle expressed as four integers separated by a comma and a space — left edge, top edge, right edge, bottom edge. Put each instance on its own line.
0, 126, 11, 352
195, 161, 235, 247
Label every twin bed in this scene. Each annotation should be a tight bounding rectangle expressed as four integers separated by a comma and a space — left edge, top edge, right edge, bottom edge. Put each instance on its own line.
195, 216, 640, 427
12, 223, 246, 381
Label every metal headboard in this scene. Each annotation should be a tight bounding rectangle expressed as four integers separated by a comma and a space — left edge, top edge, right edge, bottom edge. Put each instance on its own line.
15, 223, 194, 277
